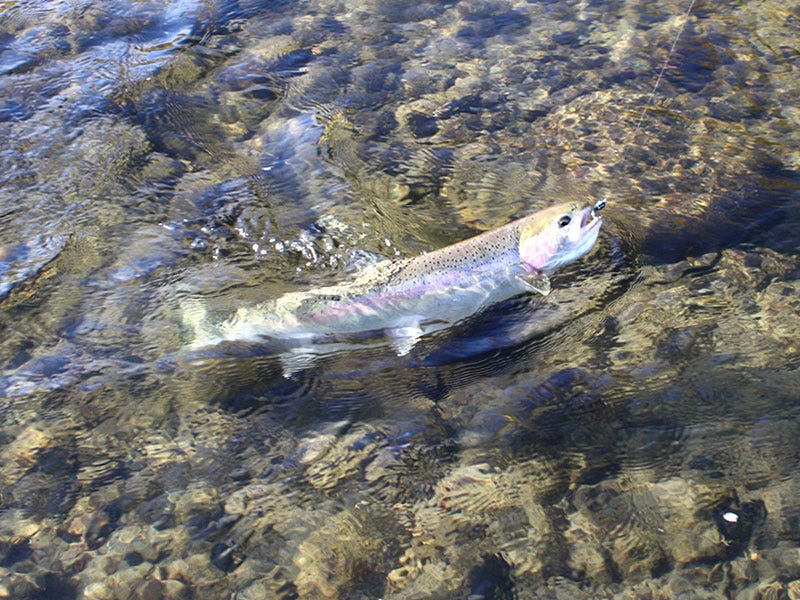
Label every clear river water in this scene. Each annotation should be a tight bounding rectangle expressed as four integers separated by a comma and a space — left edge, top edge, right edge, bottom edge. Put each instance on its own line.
1, 0, 799, 598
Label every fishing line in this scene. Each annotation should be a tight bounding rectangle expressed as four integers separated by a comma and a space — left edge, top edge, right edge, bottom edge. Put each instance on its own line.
632, 0, 698, 137
594, 0, 696, 217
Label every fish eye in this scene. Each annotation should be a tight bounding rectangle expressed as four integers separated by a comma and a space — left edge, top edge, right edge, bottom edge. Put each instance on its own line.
558, 215, 571, 228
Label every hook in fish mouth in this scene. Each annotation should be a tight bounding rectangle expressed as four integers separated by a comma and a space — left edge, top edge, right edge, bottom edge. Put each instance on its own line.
580, 204, 603, 230
591, 198, 606, 219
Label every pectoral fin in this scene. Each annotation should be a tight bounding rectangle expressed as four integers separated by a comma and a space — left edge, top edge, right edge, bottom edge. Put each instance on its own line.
517, 272, 551, 296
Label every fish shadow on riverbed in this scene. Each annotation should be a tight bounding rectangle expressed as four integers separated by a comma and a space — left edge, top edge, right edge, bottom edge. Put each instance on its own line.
175, 290, 615, 421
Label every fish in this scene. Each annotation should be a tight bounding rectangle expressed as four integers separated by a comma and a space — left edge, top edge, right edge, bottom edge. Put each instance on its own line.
183, 201, 604, 373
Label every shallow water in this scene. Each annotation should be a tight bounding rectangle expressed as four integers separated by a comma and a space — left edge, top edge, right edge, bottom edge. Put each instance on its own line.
1, 0, 799, 598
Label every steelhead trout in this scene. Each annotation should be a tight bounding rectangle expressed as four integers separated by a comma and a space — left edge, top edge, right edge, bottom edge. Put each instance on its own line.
184, 202, 603, 370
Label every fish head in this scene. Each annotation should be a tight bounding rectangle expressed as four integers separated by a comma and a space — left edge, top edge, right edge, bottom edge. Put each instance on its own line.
518, 202, 602, 273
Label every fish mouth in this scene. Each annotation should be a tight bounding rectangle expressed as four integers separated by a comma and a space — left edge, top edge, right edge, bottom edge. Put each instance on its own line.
579, 207, 602, 230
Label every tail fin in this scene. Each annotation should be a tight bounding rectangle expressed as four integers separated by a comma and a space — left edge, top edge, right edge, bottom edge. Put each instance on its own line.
180, 298, 221, 349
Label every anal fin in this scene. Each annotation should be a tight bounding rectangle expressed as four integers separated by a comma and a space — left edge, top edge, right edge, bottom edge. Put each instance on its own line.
389, 324, 424, 356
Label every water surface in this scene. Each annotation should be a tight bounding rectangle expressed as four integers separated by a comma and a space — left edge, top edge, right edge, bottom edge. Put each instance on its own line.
1, 0, 799, 598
